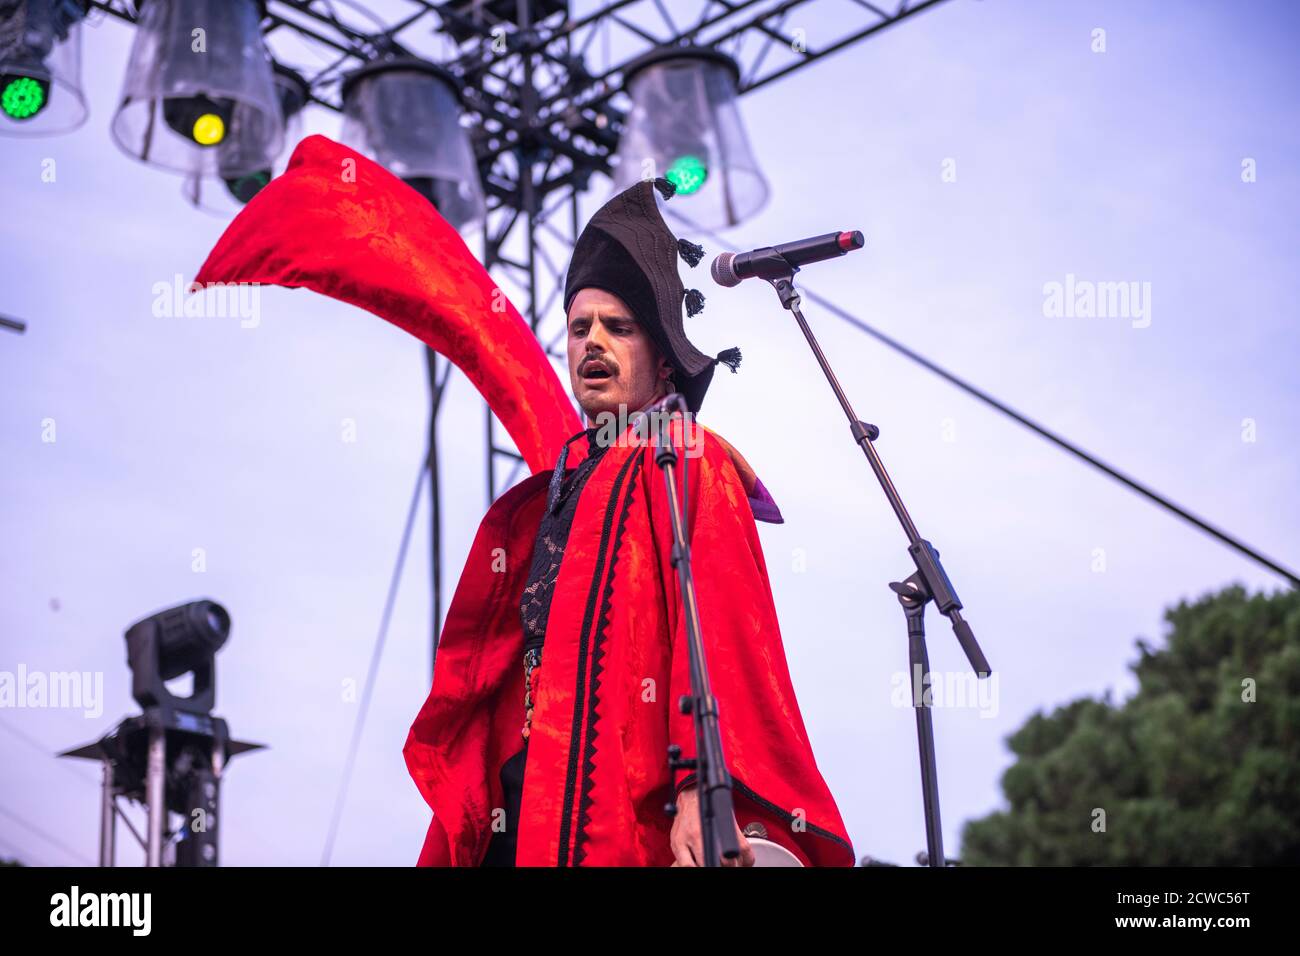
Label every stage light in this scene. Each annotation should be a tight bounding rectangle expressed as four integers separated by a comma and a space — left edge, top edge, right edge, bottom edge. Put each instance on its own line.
612, 47, 769, 229
0, 0, 89, 136
125, 599, 230, 713
181, 63, 311, 214
110, 0, 282, 177
1, 75, 46, 119
221, 169, 268, 204
341, 56, 484, 231
194, 113, 223, 144
178, 102, 228, 146
666, 153, 708, 195
63, 598, 262, 868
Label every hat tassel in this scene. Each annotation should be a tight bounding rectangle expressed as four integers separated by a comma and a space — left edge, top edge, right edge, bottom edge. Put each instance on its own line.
713, 347, 742, 372
652, 177, 677, 200
677, 238, 705, 267
684, 288, 705, 316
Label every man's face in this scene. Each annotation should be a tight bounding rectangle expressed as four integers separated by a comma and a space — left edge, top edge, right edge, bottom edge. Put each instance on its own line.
567, 287, 673, 424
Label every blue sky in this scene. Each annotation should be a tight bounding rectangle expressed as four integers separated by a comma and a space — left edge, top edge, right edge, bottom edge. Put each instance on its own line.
2, 0, 1297, 866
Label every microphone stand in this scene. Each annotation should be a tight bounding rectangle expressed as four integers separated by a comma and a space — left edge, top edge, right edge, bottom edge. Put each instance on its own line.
750, 252, 992, 868
647, 393, 741, 867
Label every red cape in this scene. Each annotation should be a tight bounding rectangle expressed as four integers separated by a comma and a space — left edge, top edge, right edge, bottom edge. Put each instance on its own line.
404, 417, 855, 866
189, 134, 848, 865
193, 134, 580, 474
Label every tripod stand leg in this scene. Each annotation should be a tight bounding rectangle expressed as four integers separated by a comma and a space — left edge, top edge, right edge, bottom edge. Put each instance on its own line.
897, 581, 946, 868
146, 724, 166, 867
98, 760, 116, 868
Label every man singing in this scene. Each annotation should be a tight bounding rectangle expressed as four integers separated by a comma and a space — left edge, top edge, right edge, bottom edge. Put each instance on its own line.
404, 177, 854, 867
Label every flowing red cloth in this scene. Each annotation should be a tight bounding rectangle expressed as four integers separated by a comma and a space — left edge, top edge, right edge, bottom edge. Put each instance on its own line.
405, 417, 855, 866
192, 134, 580, 474
189, 134, 845, 864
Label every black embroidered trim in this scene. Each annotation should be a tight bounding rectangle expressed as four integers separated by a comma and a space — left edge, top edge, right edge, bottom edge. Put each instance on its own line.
732, 778, 855, 858
669, 774, 853, 859
556, 449, 643, 866
572, 453, 643, 865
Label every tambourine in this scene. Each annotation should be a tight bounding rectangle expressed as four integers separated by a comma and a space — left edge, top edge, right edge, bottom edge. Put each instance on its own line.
744, 823, 804, 867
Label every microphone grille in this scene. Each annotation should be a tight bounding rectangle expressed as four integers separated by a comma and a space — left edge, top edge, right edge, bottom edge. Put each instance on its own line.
710, 252, 740, 288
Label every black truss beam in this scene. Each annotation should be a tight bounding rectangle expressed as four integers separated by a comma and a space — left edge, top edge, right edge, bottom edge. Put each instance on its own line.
82, 0, 952, 660
88, 0, 953, 208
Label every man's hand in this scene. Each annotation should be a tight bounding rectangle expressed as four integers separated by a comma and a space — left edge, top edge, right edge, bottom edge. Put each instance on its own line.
669, 784, 755, 867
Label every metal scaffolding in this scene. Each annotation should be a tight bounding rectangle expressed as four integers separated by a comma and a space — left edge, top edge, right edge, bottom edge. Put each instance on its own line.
86, 0, 954, 661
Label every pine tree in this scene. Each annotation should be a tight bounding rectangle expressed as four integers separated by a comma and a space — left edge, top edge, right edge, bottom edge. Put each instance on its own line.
962, 585, 1300, 865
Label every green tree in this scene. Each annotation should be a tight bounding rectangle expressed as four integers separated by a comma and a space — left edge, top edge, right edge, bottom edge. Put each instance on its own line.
962, 585, 1300, 865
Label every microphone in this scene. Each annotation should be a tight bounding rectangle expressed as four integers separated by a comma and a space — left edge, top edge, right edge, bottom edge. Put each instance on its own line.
710, 230, 864, 287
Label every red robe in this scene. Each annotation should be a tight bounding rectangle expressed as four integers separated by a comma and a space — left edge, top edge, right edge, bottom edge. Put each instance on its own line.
190, 134, 853, 866
404, 417, 855, 866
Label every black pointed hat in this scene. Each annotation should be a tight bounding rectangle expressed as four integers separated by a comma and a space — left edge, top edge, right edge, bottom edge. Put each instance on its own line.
563, 177, 741, 415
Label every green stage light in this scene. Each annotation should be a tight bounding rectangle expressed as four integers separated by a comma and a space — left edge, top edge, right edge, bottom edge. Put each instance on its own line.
1, 75, 49, 121
224, 170, 271, 204
0, 0, 89, 136
666, 154, 708, 195
614, 48, 768, 228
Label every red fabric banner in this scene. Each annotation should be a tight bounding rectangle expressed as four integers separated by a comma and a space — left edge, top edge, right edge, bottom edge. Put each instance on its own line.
192, 134, 581, 474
